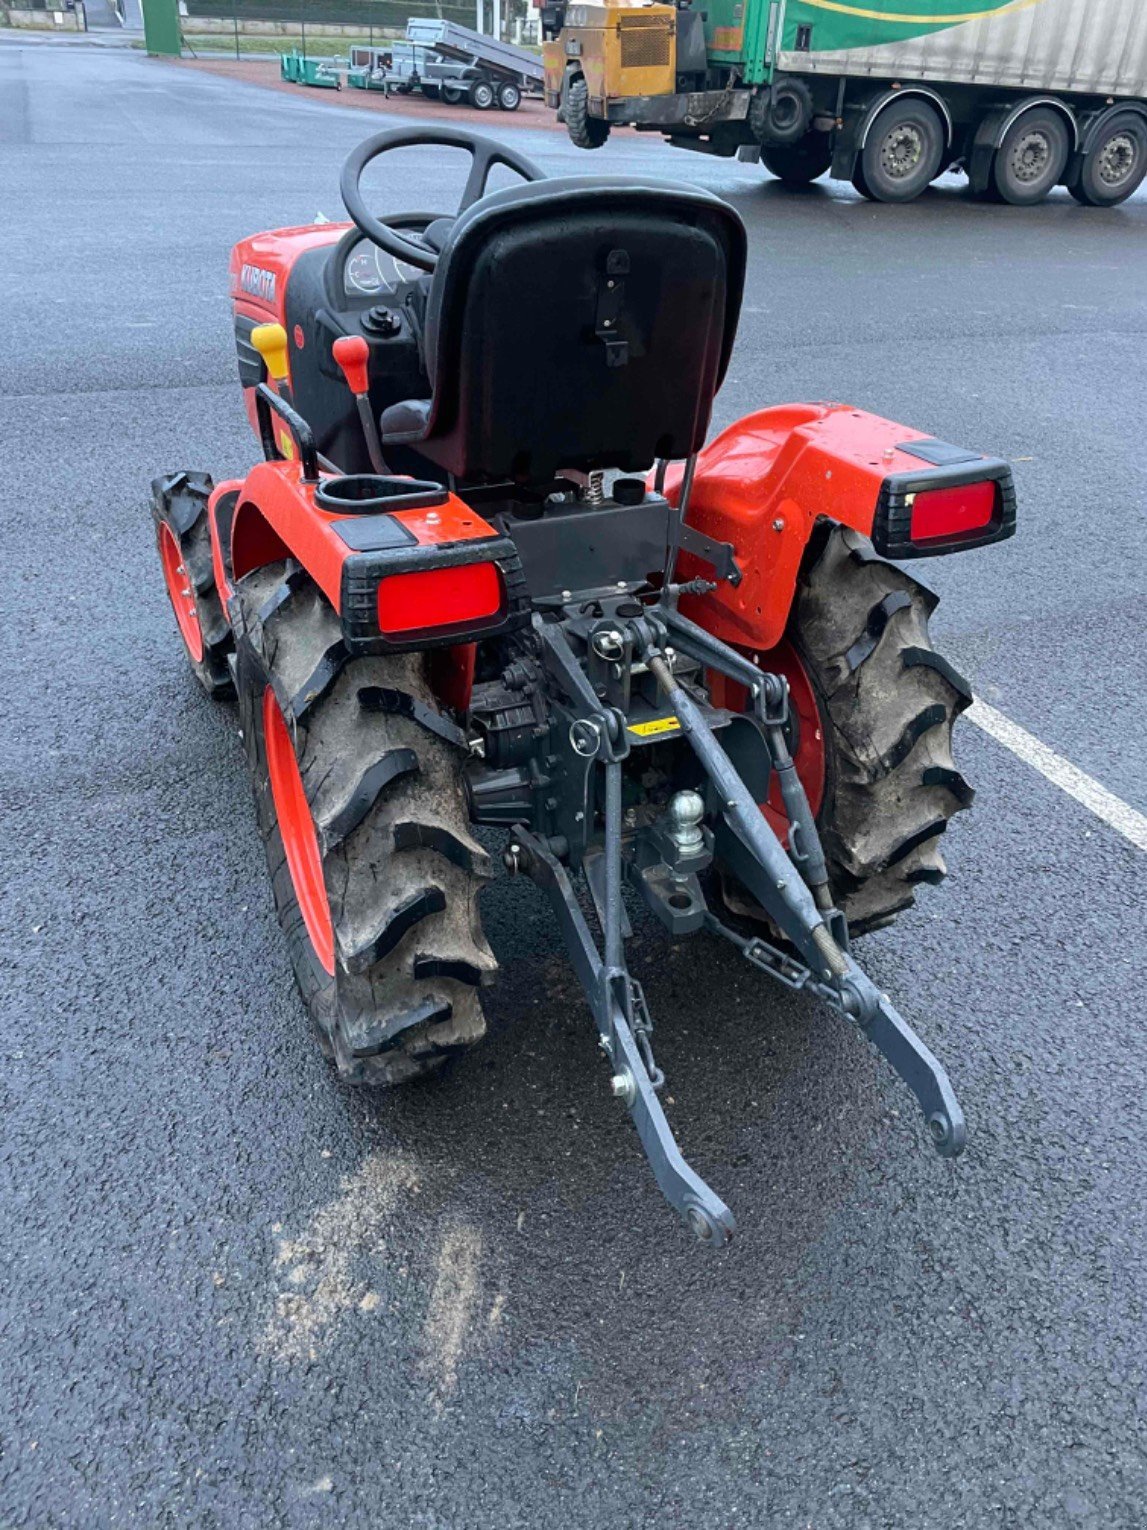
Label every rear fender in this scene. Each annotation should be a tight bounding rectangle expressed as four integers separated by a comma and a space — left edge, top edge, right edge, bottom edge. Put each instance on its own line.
668, 403, 1012, 651
227, 460, 518, 707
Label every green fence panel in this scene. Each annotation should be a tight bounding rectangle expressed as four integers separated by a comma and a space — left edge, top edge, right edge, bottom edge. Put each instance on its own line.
142, 0, 183, 56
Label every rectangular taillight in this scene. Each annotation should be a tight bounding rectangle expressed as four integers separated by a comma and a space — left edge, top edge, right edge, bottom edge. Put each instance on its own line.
909, 480, 998, 544
871, 456, 1016, 559
377, 562, 504, 636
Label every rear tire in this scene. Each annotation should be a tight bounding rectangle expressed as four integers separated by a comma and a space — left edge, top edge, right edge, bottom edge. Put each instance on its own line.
792, 526, 974, 933
565, 76, 610, 150
442, 84, 464, 106
762, 134, 832, 185
992, 107, 1070, 205
497, 81, 521, 111
151, 470, 233, 698
234, 562, 496, 1085
858, 97, 944, 203
1068, 112, 1147, 206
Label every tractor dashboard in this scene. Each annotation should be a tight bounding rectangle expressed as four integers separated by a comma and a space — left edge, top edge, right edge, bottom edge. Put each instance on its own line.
229, 221, 434, 481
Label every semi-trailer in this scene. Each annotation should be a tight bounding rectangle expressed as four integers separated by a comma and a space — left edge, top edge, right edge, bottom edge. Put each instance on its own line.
541, 0, 1147, 205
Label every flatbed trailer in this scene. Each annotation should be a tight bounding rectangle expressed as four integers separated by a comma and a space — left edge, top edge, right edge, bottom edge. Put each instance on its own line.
542, 0, 1147, 206
406, 16, 544, 110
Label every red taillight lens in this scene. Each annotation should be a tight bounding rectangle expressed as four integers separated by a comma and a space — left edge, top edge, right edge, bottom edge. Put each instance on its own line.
910, 481, 998, 543
377, 562, 503, 636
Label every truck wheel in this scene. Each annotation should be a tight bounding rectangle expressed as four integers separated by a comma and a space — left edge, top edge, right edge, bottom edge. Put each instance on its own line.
151, 470, 233, 699
1068, 112, 1147, 206
858, 97, 944, 203
421, 83, 441, 100
234, 562, 496, 1085
566, 76, 610, 150
992, 107, 1070, 205
469, 78, 495, 110
726, 526, 972, 935
442, 84, 464, 106
762, 134, 832, 185
497, 81, 521, 111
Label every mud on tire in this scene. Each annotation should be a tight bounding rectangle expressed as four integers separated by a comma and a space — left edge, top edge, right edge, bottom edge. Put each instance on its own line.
793, 525, 974, 934
234, 561, 496, 1085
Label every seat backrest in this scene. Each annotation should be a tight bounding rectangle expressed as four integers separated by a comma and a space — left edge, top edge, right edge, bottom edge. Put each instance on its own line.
406, 176, 746, 483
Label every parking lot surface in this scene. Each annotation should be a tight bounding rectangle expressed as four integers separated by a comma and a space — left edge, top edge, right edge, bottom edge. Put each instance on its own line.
2, 37, 1145, 1528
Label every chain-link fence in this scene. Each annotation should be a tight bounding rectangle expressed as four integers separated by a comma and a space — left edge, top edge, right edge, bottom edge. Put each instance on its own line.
178, 0, 535, 57
184, 0, 475, 25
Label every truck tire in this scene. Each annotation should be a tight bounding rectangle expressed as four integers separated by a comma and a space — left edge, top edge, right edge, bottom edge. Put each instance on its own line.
566, 76, 610, 150
234, 562, 496, 1085
421, 83, 441, 100
856, 96, 944, 203
151, 470, 234, 699
992, 106, 1070, 205
762, 134, 832, 185
1068, 112, 1147, 206
751, 79, 813, 147
468, 78, 495, 110
497, 81, 521, 111
442, 84, 464, 106
794, 526, 973, 933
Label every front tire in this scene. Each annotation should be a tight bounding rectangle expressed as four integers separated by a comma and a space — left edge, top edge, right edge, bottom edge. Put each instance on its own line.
235, 563, 496, 1085
565, 76, 610, 150
468, 78, 495, 110
151, 470, 233, 698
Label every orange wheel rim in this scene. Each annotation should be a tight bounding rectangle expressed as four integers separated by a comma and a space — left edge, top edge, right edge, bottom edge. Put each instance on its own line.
158, 522, 204, 664
263, 686, 335, 974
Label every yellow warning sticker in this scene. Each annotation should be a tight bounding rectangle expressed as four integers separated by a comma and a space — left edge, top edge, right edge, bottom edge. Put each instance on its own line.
628, 715, 681, 739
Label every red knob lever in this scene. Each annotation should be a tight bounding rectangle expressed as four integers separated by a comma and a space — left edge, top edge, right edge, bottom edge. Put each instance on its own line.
333, 334, 371, 396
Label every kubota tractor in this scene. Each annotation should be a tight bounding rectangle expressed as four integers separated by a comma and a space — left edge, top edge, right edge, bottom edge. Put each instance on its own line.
152, 127, 1015, 1245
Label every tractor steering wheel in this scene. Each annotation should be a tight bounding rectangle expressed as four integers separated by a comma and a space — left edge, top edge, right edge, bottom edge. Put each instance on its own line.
339, 126, 547, 274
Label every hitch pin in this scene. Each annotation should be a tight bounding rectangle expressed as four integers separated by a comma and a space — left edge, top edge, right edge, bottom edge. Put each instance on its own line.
333, 335, 390, 476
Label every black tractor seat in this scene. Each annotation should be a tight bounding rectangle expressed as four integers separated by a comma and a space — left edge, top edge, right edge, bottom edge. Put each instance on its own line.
381, 175, 747, 484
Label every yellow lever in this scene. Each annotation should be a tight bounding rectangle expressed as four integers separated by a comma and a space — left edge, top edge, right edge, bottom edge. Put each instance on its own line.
250, 323, 290, 383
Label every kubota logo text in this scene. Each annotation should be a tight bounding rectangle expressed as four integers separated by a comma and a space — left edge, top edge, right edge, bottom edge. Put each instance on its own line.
239, 264, 277, 302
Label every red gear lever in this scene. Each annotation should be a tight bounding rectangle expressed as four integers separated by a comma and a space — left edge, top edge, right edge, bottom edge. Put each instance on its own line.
331, 334, 389, 476
332, 335, 371, 397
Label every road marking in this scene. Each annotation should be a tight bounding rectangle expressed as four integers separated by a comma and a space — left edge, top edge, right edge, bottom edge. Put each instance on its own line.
967, 698, 1147, 852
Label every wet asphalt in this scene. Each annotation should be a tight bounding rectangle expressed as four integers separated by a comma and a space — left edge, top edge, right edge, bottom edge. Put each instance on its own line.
1, 36, 1146, 1530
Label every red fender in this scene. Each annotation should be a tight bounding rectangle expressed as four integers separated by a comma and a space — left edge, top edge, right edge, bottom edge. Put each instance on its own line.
226, 460, 499, 711
668, 403, 938, 652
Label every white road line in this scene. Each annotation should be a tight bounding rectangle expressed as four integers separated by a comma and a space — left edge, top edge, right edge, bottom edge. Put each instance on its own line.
966, 698, 1147, 853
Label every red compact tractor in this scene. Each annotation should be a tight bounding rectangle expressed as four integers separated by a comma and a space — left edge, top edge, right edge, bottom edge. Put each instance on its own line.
153, 128, 1015, 1244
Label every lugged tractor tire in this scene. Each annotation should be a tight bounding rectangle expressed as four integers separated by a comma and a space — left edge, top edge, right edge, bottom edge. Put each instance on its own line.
565, 76, 610, 150
233, 561, 496, 1085
151, 470, 234, 698
792, 525, 974, 934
